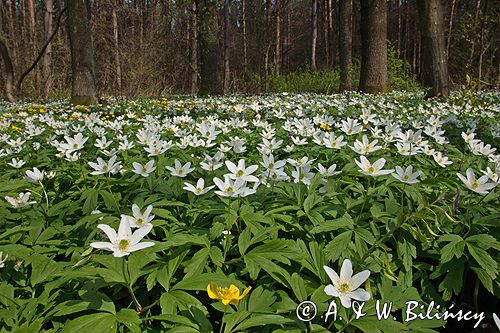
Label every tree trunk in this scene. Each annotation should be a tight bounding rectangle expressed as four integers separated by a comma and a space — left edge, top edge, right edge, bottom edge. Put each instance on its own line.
446, 0, 456, 60
477, 0, 488, 81
359, 0, 388, 93
190, 1, 198, 93
43, 0, 53, 98
311, 0, 318, 71
27, 0, 37, 92
197, 0, 221, 95
0, 38, 16, 102
275, 0, 281, 75
327, 0, 333, 66
339, 0, 352, 91
242, 0, 248, 75
112, 1, 122, 93
417, 0, 449, 98
223, 0, 230, 93
67, 0, 98, 105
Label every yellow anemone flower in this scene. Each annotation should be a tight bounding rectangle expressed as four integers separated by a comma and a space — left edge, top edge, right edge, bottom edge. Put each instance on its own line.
207, 282, 251, 306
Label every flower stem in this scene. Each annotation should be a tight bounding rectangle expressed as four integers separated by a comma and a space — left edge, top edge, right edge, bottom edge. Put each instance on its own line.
219, 304, 228, 333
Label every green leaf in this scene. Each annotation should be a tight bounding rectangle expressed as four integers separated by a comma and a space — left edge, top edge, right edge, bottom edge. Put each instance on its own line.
325, 231, 353, 261
233, 314, 293, 332
466, 244, 497, 279
30, 254, 63, 287
61, 312, 116, 333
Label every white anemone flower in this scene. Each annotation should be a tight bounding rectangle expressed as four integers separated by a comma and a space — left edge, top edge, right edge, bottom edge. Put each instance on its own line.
165, 159, 194, 177
121, 204, 155, 229
355, 156, 393, 176
213, 175, 252, 197
0, 251, 7, 268
433, 152, 453, 168
391, 165, 422, 184
457, 168, 497, 195
90, 218, 154, 257
323, 259, 371, 308
317, 163, 341, 177
25, 167, 45, 183
5, 192, 36, 208
88, 155, 122, 175
132, 160, 156, 177
7, 158, 25, 169
225, 159, 259, 182
183, 178, 215, 195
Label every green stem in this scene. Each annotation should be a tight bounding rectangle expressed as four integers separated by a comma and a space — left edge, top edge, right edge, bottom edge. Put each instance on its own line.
128, 285, 143, 313
473, 278, 479, 312
219, 305, 228, 333
39, 182, 49, 214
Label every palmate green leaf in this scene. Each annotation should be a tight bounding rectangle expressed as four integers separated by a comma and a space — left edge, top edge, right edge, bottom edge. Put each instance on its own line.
439, 235, 465, 263
232, 314, 294, 332
81, 188, 99, 215
92, 255, 127, 284
470, 267, 494, 294
184, 247, 209, 278
465, 234, 500, 251
115, 308, 141, 333
100, 190, 120, 212
223, 311, 251, 333
243, 240, 292, 279
29, 253, 63, 287
437, 258, 465, 301
61, 312, 117, 333
171, 272, 241, 291
245, 285, 277, 313
351, 315, 409, 333
310, 212, 353, 234
160, 290, 208, 315
466, 243, 497, 279
325, 230, 352, 261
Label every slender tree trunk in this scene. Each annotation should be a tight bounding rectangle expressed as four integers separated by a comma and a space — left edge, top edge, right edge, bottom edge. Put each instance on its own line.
446, 0, 456, 60
311, 0, 318, 70
397, 0, 401, 52
478, 0, 488, 81
223, 0, 230, 93
27, 0, 37, 91
359, 0, 388, 93
275, 0, 281, 74
417, 0, 449, 98
323, 0, 329, 67
242, 0, 248, 75
67, 0, 98, 105
339, 0, 352, 91
112, 1, 122, 93
327, 0, 333, 67
43, 0, 53, 98
283, 0, 290, 73
468, 0, 481, 68
197, 0, 221, 95
190, 1, 198, 93
0, 38, 16, 102
404, 0, 409, 59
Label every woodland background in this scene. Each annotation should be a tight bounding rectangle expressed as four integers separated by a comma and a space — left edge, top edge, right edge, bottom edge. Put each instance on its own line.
0, 0, 499, 100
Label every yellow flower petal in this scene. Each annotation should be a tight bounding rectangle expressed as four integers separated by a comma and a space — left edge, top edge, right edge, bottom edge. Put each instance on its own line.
239, 286, 252, 299
207, 282, 221, 300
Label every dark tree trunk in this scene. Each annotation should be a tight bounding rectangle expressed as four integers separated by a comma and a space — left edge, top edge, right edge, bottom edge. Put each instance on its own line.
223, 0, 230, 93
311, 0, 318, 71
339, 0, 352, 91
275, 0, 281, 75
417, 0, 449, 98
67, 0, 98, 105
43, 0, 53, 98
0, 38, 16, 102
190, 1, 198, 93
359, 0, 388, 93
197, 0, 221, 95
